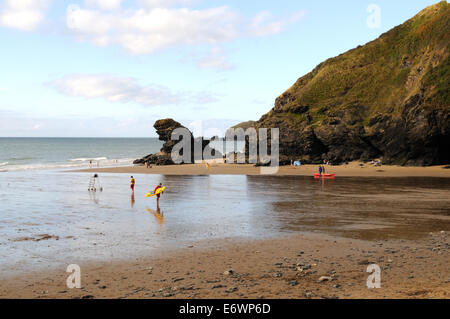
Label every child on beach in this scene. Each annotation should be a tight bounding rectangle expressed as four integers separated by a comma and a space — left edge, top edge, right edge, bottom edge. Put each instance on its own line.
130, 176, 135, 192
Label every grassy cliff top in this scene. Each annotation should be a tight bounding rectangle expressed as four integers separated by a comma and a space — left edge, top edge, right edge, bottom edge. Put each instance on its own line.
258, 1, 449, 127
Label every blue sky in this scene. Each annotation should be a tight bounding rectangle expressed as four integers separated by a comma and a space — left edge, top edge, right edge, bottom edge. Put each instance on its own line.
0, 0, 442, 137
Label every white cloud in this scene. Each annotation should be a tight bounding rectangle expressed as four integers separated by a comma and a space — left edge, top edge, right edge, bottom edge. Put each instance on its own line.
0, 0, 50, 31
197, 47, 234, 71
0, 1, 305, 71
48, 74, 218, 106
249, 10, 306, 37
190, 91, 219, 104
85, 0, 122, 11
137, 0, 195, 8
49, 74, 181, 106
66, 5, 240, 54
65, 4, 305, 58
0, 110, 162, 137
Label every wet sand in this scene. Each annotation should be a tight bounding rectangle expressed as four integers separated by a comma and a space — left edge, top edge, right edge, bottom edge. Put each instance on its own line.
74, 162, 450, 178
1, 232, 448, 299
1, 169, 449, 299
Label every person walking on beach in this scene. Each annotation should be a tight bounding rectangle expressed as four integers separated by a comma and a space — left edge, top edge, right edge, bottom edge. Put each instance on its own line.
154, 183, 163, 207
130, 176, 135, 193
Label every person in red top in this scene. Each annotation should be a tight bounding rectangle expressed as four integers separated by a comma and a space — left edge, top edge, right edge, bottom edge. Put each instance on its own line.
154, 183, 163, 207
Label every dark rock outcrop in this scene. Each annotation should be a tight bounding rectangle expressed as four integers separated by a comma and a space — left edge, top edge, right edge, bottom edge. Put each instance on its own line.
134, 118, 222, 165
235, 2, 450, 166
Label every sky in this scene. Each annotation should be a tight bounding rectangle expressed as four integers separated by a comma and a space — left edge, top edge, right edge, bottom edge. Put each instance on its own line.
0, 0, 443, 137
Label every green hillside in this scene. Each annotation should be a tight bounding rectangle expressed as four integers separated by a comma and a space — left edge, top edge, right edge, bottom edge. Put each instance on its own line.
246, 1, 449, 165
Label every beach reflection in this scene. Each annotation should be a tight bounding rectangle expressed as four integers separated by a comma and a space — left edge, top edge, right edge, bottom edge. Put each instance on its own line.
89, 190, 100, 204
245, 175, 450, 241
0, 171, 449, 276
131, 193, 135, 208
146, 207, 165, 225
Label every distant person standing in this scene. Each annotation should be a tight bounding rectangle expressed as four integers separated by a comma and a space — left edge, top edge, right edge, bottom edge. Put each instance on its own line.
318, 166, 323, 176
130, 176, 135, 193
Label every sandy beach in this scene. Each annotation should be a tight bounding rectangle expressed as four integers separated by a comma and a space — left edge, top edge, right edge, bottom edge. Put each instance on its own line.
74, 162, 450, 178
1, 165, 448, 299
1, 232, 448, 299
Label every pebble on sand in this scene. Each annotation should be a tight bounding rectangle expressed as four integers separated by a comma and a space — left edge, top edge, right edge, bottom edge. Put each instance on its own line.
318, 276, 333, 282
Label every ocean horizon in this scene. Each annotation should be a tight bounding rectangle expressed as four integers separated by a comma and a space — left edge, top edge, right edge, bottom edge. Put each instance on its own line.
0, 137, 163, 172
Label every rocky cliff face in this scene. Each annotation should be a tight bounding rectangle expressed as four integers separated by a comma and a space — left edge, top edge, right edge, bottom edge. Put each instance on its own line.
134, 119, 182, 165
236, 1, 450, 166
134, 118, 220, 165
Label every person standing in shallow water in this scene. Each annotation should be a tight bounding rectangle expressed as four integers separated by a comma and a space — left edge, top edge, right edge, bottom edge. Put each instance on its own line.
130, 176, 135, 193
154, 183, 163, 208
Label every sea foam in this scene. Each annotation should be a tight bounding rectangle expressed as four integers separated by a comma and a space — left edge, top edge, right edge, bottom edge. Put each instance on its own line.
69, 157, 108, 162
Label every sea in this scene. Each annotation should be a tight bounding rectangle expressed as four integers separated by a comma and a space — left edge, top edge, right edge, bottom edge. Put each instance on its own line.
0, 137, 163, 171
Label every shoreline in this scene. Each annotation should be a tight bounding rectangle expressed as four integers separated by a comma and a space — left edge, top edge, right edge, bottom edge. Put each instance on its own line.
1, 232, 448, 299
2, 162, 448, 299
72, 162, 450, 178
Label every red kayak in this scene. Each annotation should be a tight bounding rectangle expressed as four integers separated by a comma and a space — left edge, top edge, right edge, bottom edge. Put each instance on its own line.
314, 173, 335, 179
